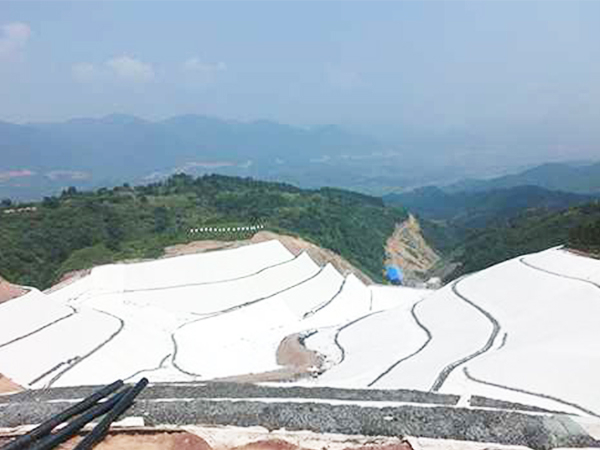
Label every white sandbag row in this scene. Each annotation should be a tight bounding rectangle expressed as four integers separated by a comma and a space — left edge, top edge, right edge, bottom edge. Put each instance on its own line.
189, 224, 265, 233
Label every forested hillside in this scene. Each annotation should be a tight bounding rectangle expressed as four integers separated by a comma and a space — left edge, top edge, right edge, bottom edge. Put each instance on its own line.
447, 201, 600, 279
385, 184, 600, 281
384, 185, 594, 228
0, 174, 406, 289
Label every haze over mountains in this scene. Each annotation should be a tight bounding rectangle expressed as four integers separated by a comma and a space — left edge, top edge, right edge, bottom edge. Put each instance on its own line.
445, 162, 600, 194
0, 114, 380, 200
1, 113, 599, 202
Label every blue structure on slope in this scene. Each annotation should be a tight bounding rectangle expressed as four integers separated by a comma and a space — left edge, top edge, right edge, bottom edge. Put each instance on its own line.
385, 265, 404, 285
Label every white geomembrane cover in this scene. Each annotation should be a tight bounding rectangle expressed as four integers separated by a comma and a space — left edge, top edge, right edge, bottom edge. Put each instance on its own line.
2, 242, 599, 419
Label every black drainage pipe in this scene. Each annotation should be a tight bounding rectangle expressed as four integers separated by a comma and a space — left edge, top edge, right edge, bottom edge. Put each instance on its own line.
73, 377, 148, 450
1, 379, 124, 450
28, 388, 130, 450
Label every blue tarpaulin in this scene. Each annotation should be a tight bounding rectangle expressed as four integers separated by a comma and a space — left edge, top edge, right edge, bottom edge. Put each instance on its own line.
385, 265, 403, 284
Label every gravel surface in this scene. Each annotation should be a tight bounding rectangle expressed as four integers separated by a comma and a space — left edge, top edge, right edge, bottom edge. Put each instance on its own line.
1, 397, 597, 450
2, 382, 599, 449
0, 382, 460, 406
0, 381, 562, 414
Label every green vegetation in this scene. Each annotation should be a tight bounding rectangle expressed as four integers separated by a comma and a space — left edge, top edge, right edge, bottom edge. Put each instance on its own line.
384, 185, 593, 228
386, 184, 600, 281
418, 218, 466, 256
568, 203, 600, 256
446, 200, 600, 279
445, 162, 600, 195
0, 174, 406, 289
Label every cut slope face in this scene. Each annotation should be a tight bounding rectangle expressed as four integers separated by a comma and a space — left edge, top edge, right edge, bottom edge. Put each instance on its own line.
384, 215, 440, 285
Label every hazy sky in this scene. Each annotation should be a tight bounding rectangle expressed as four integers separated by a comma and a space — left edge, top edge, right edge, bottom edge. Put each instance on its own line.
1, 1, 599, 136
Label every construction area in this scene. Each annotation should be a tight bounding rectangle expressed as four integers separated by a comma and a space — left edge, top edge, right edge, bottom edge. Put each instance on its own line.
1, 238, 600, 449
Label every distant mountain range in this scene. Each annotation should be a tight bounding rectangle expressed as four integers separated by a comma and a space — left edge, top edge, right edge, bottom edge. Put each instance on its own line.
444, 162, 600, 194
0, 114, 389, 200
3, 114, 599, 201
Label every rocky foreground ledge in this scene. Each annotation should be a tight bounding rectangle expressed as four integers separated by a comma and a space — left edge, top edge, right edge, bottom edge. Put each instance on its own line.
1, 382, 599, 450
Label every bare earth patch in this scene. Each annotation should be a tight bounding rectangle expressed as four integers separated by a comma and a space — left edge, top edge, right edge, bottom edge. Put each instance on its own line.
276, 333, 322, 370
44, 269, 92, 294
229, 439, 307, 450
0, 276, 28, 305
0, 373, 23, 395
385, 215, 440, 286
211, 333, 323, 383
347, 444, 413, 450
0, 431, 211, 450
0, 430, 414, 450
565, 247, 600, 260
164, 240, 242, 257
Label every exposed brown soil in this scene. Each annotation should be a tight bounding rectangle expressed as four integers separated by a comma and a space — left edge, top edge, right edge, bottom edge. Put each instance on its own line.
276, 333, 322, 370
0, 372, 23, 395
210, 368, 302, 384
0, 431, 413, 450
345, 444, 413, 450
565, 247, 600, 260
384, 215, 440, 286
0, 431, 211, 450
229, 439, 306, 450
212, 333, 322, 383
44, 269, 92, 294
0, 276, 28, 305
164, 240, 241, 257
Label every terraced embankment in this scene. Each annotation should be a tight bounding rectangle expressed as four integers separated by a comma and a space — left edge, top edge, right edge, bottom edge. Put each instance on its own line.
166, 231, 374, 285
